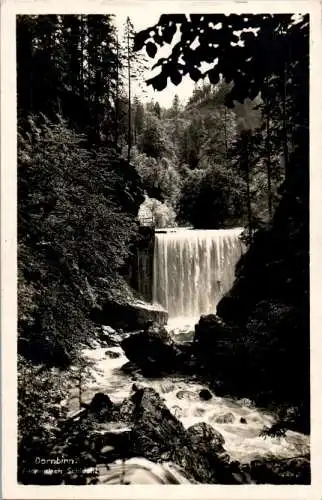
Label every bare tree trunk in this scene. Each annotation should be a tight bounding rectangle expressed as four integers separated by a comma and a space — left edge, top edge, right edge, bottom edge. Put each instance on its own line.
115, 36, 119, 149
127, 28, 132, 164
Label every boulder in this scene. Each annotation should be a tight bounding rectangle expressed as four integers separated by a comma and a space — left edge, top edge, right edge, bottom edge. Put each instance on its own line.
176, 390, 198, 401
121, 321, 197, 375
121, 331, 184, 375
92, 299, 168, 332
248, 454, 310, 484
143, 321, 170, 341
99, 326, 124, 346
195, 314, 229, 340
129, 387, 242, 484
238, 398, 254, 408
194, 315, 237, 360
117, 398, 136, 424
105, 349, 121, 359
120, 361, 139, 375
199, 389, 213, 401
103, 325, 116, 335
213, 412, 235, 424
130, 387, 187, 461
186, 422, 225, 451
88, 393, 114, 413
193, 314, 242, 392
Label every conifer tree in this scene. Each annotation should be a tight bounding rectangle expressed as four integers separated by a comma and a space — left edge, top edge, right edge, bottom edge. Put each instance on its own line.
122, 16, 149, 162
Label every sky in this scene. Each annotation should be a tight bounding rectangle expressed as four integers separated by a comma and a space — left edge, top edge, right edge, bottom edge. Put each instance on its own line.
114, 11, 197, 108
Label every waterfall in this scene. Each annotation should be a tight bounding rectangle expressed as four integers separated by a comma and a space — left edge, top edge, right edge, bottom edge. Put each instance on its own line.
153, 228, 245, 323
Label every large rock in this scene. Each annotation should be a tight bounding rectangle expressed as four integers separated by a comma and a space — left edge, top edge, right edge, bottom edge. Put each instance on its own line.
121, 325, 191, 375
130, 387, 187, 461
97, 325, 125, 346
121, 332, 175, 375
247, 454, 310, 484
194, 314, 237, 345
185, 422, 225, 451
129, 387, 242, 484
193, 314, 239, 379
92, 297, 168, 332
213, 412, 235, 424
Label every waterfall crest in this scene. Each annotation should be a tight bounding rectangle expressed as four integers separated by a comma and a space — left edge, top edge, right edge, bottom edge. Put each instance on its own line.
153, 228, 245, 323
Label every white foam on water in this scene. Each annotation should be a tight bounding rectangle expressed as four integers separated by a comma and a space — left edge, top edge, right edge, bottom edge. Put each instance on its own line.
67, 346, 309, 465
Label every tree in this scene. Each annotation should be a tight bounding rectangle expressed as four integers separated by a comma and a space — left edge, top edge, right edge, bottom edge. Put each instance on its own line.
178, 163, 246, 229
138, 111, 169, 159
169, 94, 181, 118
132, 96, 145, 144
86, 15, 119, 144
17, 15, 122, 145
153, 101, 161, 118
133, 151, 181, 205
122, 17, 149, 162
179, 114, 206, 169
123, 17, 134, 161
186, 80, 235, 162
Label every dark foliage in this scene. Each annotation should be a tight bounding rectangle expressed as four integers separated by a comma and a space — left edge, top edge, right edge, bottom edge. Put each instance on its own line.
18, 115, 144, 366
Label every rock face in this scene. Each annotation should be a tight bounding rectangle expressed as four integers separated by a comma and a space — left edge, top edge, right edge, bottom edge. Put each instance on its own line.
214, 185, 310, 428
98, 300, 168, 331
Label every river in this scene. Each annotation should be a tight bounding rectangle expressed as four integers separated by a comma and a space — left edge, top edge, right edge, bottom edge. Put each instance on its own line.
67, 335, 309, 466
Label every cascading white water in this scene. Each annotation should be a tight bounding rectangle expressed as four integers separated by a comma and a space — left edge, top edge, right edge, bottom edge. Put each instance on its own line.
153, 228, 245, 324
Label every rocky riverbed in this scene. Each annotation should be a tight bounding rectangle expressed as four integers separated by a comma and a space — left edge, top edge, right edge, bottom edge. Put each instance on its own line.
63, 323, 309, 484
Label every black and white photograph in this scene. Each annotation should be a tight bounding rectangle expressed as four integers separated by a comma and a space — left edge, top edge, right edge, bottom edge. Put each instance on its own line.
1, 0, 320, 495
